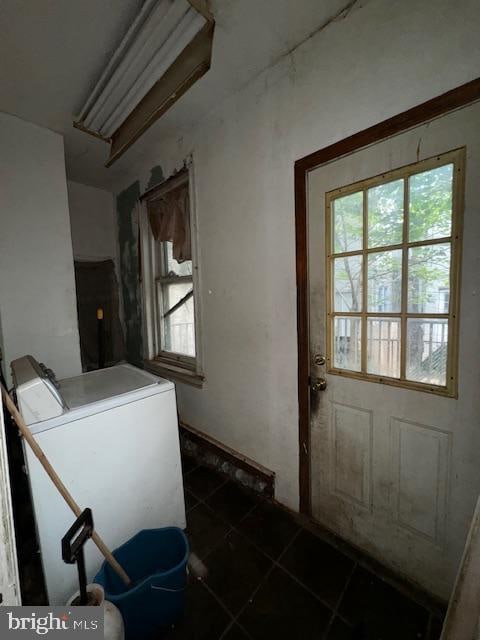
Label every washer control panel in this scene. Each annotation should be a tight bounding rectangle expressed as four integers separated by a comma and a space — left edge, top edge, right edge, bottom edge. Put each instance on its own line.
11, 355, 67, 425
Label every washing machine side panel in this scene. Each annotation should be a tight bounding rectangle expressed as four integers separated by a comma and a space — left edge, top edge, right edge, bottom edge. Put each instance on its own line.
25, 387, 185, 605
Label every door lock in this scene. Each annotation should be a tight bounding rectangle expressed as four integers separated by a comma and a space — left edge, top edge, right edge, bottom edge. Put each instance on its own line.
310, 376, 327, 392
313, 354, 326, 366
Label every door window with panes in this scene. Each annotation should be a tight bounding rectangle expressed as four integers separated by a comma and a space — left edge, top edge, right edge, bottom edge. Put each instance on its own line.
326, 148, 463, 396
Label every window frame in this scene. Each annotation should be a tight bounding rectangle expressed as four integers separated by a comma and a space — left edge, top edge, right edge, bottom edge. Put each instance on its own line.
325, 147, 465, 397
140, 157, 204, 387
155, 237, 196, 368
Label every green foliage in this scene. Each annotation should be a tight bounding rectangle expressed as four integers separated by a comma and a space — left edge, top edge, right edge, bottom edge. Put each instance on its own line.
332, 164, 453, 313
368, 179, 403, 248
409, 164, 453, 242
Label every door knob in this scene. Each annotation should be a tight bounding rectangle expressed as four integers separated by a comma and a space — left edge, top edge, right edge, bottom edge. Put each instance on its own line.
310, 376, 327, 392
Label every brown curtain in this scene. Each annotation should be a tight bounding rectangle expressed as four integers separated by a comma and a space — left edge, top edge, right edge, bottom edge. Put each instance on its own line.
146, 180, 191, 263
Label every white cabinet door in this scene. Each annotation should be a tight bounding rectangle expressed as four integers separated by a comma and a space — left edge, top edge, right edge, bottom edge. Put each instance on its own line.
307, 100, 480, 600
0, 405, 20, 605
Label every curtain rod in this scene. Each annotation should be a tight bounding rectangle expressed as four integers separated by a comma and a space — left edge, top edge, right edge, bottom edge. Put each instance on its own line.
139, 168, 188, 202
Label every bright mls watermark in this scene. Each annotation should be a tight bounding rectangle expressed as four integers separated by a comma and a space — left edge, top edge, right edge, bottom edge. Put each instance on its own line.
0, 608, 103, 638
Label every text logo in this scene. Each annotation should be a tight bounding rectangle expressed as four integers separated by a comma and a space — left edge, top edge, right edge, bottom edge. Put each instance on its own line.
0, 607, 103, 638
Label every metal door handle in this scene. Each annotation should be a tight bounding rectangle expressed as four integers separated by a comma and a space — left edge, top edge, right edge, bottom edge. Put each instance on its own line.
310, 377, 327, 392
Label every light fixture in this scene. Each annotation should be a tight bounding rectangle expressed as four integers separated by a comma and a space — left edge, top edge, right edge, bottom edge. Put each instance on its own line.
74, 0, 214, 167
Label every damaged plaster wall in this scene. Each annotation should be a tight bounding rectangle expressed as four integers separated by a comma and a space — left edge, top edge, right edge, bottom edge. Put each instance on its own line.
116, 166, 165, 366
117, 181, 143, 366
113, 0, 480, 512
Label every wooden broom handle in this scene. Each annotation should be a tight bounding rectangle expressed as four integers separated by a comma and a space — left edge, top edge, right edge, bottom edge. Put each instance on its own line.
1, 384, 131, 587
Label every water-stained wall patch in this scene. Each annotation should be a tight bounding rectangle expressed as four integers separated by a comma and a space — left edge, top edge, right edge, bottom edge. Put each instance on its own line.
117, 180, 143, 366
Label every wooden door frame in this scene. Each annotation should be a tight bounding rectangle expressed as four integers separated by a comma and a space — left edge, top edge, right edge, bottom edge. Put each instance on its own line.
294, 77, 480, 515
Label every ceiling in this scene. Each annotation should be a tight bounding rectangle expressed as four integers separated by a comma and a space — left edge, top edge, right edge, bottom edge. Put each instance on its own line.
0, 0, 350, 191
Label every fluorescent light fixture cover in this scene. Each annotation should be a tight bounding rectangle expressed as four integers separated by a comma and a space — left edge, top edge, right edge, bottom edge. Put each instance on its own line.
75, 0, 210, 140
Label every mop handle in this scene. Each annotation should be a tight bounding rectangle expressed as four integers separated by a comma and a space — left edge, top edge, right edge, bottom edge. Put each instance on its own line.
1, 384, 131, 587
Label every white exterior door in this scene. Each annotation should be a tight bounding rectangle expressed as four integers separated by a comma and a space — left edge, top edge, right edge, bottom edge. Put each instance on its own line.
0, 405, 20, 605
307, 100, 480, 600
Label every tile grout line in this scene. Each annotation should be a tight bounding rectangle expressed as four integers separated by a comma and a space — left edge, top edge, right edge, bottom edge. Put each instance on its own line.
208, 492, 263, 530
215, 517, 356, 636
195, 494, 265, 563
305, 519, 446, 619
184, 472, 229, 503
199, 521, 236, 564
181, 454, 200, 477
197, 579, 239, 634
230, 620, 253, 639
352, 552, 443, 617
185, 498, 264, 640
271, 527, 355, 629
183, 465, 440, 638
276, 526, 303, 563
182, 473, 244, 638
217, 526, 303, 637
198, 555, 257, 640
321, 561, 358, 639
218, 621, 238, 640
181, 459, 241, 638
183, 468, 342, 637
188, 480, 377, 634
227, 501, 295, 562
195, 499, 262, 570
227, 559, 278, 634
187, 488, 261, 568
273, 554, 350, 621
226, 519, 345, 619
190, 501, 266, 640
185, 460, 444, 620
185, 486, 352, 637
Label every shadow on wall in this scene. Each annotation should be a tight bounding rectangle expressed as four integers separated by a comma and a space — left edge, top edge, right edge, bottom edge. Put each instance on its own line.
74, 259, 125, 371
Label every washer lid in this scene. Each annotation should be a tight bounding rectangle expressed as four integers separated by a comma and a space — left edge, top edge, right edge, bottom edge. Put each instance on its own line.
59, 364, 172, 409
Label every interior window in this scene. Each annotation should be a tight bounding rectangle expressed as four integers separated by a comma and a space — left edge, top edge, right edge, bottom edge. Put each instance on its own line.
326, 149, 463, 396
156, 241, 195, 358
141, 165, 203, 385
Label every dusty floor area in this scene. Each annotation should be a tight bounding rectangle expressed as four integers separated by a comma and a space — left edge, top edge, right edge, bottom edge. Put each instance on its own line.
164, 454, 445, 639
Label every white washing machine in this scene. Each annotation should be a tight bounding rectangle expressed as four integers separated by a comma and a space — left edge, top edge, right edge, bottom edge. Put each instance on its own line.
11, 356, 186, 605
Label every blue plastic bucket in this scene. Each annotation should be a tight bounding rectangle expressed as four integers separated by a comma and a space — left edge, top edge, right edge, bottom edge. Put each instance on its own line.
94, 527, 189, 639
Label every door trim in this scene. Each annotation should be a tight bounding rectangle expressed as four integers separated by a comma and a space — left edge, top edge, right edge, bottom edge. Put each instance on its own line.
294, 77, 480, 515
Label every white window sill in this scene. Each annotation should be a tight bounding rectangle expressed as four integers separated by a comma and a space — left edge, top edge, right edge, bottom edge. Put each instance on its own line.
144, 359, 205, 388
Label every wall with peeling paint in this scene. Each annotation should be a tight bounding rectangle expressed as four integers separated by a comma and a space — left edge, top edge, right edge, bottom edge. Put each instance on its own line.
116, 166, 166, 366
0, 112, 82, 384
113, 0, 480, 511
117, 181, 143, 366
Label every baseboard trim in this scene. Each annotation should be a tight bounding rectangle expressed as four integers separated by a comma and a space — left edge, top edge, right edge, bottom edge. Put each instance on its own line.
179, 420, 275, 497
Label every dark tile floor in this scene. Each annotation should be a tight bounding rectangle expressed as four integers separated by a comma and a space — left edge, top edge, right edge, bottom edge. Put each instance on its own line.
165, 455, 445, 640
